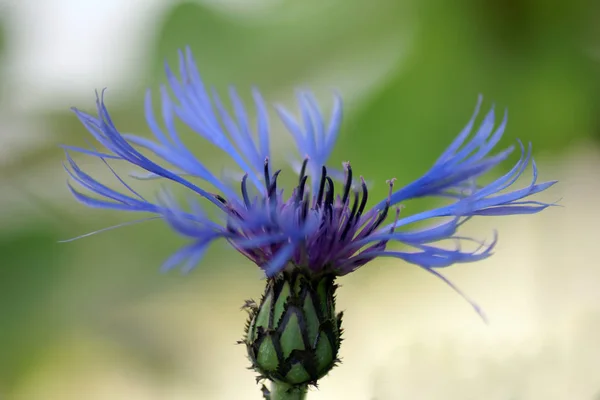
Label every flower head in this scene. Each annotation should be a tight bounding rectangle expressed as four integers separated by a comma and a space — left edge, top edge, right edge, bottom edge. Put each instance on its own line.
63, 47, 556, 314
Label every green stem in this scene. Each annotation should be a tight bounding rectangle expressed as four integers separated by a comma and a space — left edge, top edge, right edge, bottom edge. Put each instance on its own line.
268, 381, 307, 400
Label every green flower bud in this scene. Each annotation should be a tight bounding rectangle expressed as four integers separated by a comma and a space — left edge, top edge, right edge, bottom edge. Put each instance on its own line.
242, 270, 343, 387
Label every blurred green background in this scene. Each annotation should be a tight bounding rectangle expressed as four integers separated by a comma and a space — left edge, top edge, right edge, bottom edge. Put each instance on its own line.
1, 1, 599, 399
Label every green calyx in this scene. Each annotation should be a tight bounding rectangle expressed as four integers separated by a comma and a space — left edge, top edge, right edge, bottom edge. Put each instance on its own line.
242, 269, 343, 388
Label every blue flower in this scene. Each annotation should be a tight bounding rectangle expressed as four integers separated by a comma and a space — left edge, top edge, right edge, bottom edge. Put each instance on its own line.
63, 47, 556, 315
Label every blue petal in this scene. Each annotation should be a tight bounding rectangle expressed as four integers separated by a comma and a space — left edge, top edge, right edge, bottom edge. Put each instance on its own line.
77, 93, 227, 209
264, 242, 297, 277
67, 183, 153, 212
164, 51, 264, 191
434, 95, 483, 165
276, 105, 308, 156
234, 233, 289, 249
211, 87, 262, 170
60, 145, 121, 159
297, 91, 318, 163
160, 236, 217, 274
253, 88, 270, 162
156, 190, 224, 236
421, 267, 487, 322
377, 99, 515, 209
362, 217, 462, 246
276, 93, 344, 193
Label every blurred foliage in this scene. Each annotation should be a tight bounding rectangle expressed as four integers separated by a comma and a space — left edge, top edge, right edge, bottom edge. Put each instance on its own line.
0, 19, 6, 99
0, 17, 5, 55
0, 0, 599, 398
341, 0, 600, 187
0, 226, 65, 387
152, 1, 408, 90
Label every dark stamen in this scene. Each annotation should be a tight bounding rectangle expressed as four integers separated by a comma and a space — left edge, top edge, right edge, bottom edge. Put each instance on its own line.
356, 177, 368, 219
389, 207, 401, 233
341, 163, 352, 206
263, 158, 271, 189
368, 203, 389, 234
215, 194, 227, 204
341, 191, 360, 240
299, 158, 309, 185
315, 166, 327, 208
268, 170, 282, 198
365, 179, 394, 234
301, 195, 309, 222
324, 177, 335, 210
229, 208, 243, 219
297, 175, 308, 203
226, 222, 237, 234
241, 174, 251, 208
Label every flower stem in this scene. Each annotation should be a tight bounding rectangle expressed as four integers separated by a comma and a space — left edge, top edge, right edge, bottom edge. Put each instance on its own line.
267, 381, 307, 400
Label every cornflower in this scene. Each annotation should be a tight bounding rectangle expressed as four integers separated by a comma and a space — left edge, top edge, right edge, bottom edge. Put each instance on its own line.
63, 47, 556, 399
